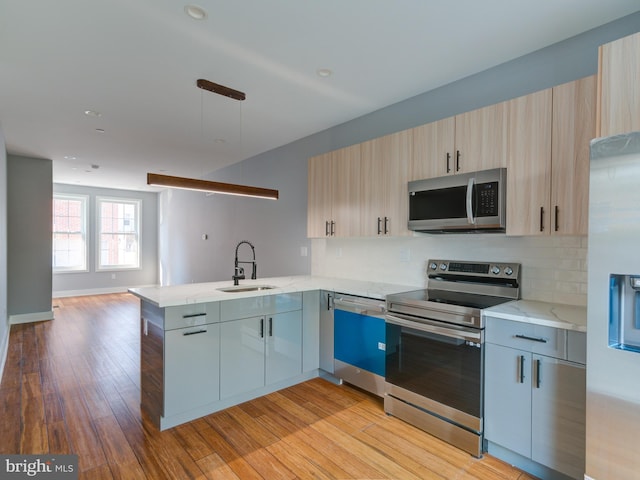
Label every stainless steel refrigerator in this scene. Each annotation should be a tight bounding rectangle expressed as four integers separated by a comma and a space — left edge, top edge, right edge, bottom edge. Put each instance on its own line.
587, 131, 640, 480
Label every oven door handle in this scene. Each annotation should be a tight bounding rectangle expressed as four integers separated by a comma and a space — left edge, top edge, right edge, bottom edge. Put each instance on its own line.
334, 298, 385, 318
385, 314, 482, 343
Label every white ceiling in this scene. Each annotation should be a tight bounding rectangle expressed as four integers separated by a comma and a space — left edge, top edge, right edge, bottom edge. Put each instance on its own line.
1, 0, 639, 191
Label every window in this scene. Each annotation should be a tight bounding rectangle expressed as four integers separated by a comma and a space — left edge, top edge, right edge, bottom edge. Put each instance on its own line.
53, 194, 88, 272
97, 197, 141, 270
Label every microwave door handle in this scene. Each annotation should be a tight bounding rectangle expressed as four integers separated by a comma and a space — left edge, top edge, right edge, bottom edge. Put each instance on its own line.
466, 177, 476, 224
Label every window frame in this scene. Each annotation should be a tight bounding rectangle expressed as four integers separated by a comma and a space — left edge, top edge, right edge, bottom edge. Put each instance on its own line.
96, 196, 142, 272
52, 193, 89, 274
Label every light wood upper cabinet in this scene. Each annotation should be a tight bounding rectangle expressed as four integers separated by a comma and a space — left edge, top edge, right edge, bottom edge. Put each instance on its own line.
507, 89, 553, 236
410, 103, 507, 180
507, 75, 596, 236
551, 75, 596, 235
455, 101, 509, 174
361, 130, 411, 236
410, 117, 454, 180
307, 152, 332, 237
307, 145, 361, 238
331, 144, 361, 237
598, 31, 640, 137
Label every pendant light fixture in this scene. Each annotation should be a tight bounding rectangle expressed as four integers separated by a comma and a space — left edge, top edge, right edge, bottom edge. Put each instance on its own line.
147, 173, 278, 200
147, 79, 278, 200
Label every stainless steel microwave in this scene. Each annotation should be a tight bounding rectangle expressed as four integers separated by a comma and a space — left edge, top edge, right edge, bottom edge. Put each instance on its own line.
408, 168, 506, 233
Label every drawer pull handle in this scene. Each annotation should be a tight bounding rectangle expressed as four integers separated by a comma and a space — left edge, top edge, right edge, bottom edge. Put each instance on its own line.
514, 334, 548, 343
182, 312, 206, 319
536, 359, 542, 388
183, 329, 207, 336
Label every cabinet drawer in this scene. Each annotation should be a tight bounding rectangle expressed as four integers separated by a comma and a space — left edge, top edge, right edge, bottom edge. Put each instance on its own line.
220, 293, 302, 321
485, 317, 566, 358
165, 302, 220, 330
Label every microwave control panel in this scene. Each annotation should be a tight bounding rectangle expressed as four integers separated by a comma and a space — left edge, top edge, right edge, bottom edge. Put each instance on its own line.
476, 182, 499, 216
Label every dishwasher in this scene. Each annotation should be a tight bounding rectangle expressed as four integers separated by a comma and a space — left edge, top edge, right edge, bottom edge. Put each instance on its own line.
333, 293, 386, 396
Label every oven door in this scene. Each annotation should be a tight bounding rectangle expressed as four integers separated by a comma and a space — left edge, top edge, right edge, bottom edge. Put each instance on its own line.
385, 313, 484, 430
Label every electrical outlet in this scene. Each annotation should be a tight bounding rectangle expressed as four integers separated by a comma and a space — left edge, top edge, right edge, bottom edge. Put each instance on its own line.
111, 273, 116, 280
300, 246, 308, 257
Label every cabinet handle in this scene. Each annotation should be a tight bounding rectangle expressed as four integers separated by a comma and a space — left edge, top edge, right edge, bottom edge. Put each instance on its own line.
446, 152, 451, 173
326, 293, 333, 311
182, 312, 206, 319
539, 207, 545, 232
518, 355, 525, 383
514, 334, 548, 343
260, 318, 264, 338
377, 217, 382, 235
554, 205, 559, 232
456, 150, 461, 172
325, 221, 330, 236
384, 217, 389, 235
269, 317, 273, 337
330, 221, 335, 236
183, 329, 207, 336
535, 359, 542, 388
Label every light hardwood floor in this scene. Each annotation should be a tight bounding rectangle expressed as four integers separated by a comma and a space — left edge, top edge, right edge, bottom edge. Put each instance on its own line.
0, 293, 538, 479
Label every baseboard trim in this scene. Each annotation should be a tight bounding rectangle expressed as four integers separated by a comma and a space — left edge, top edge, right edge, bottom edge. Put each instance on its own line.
9, 310, 55, 325
0, 327, 9, 388
53, 285, 156, 298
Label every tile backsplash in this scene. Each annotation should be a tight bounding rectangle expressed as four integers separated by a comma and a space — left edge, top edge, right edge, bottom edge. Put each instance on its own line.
311, 234, 588, 306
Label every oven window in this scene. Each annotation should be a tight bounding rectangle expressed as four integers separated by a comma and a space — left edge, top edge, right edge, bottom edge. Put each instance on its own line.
385, 322, 482, 418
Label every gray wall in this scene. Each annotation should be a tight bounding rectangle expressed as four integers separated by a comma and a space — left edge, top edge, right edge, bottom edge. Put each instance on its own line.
7, 154, 52, 317
159, 12, 640, 286
0, 127, 8, 375
52, 184, 159, 295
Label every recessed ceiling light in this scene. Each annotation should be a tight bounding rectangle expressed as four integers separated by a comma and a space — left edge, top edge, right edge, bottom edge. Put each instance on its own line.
316, 68, 333, 78
84, 110, 102, 117
95, 128, 105, 133
185, 5, 207, 20
64, 155, 77, 160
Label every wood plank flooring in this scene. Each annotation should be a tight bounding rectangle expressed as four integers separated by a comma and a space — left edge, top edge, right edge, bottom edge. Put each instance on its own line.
0, 293, 538, 479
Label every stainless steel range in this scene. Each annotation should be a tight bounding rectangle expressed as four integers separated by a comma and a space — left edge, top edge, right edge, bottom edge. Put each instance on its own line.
384, 259, 521, 457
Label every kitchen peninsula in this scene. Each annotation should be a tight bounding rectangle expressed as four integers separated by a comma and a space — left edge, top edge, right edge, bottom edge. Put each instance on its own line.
129, 275, 416, 430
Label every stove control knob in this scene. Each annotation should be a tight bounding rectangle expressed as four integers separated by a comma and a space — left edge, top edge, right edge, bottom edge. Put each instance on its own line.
429, 262, 438, 271
504, 266, 514, 276
491, 266, 501, 275
440, 263, 447, 271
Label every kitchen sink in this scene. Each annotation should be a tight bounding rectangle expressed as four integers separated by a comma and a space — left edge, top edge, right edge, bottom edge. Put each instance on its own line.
216, 285, 277, 293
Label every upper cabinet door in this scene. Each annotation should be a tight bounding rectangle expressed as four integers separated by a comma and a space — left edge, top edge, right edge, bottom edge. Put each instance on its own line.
410, 117, 455, 180
455, 101, 508, 174
361, 130, 411, 236
506, 89, 553, 236
598, 31, 640, 137
551, 75, 596, 236
307, 152, 332, 238
331, 144, 361, 238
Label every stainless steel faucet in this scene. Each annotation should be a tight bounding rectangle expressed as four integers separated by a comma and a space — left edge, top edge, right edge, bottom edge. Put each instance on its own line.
233, 240, 257, 285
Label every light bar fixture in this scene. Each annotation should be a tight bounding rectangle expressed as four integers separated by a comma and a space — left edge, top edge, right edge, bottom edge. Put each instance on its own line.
147, 173, 279, 200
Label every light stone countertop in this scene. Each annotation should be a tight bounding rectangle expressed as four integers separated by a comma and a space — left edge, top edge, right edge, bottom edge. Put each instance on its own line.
129, 275, 419, 308
483, 299, 587, 332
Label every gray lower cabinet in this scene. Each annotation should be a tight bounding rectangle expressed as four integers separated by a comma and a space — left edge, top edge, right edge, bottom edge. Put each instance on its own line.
164, 324, 220, 416
219, 293, 303, 399
319, 290, 334, 373
140, 299, 220, 428
484, 317, 586, 479
220, 316, 265, 398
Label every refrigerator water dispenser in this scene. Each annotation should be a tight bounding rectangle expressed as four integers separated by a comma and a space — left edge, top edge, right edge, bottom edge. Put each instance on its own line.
609, 274, 640, 353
